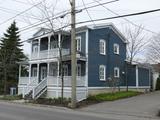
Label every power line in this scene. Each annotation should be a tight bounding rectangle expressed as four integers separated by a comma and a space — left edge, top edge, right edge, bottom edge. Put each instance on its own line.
20, 8, 160, 43
81, 0, 96, 26
92, 0, 157, 34
19, 0, 118, 32
0, 6, 42, 20
0, 0, 45, 26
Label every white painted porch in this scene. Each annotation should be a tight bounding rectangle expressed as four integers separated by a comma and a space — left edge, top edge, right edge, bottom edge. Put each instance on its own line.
19, 76, 86, 87
18, 76, 87, 101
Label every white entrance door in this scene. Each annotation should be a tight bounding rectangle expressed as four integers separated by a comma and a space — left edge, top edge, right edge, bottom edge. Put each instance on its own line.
40, 66, 47, 81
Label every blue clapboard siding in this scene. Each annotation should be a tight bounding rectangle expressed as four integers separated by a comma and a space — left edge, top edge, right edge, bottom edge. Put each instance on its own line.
138, 67, 150, 86
88, 27, 126, 87
127, 64, 136, 86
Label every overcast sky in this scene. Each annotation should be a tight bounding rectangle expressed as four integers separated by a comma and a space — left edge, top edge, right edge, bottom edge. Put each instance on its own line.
0, 0, 160, 56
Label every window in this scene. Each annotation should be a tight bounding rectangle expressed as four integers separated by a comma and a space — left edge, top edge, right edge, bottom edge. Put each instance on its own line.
76, 36, 81, 51
113, 44, 119, 54
50, 40, 58, 49
63, 65, 68, 76
99, 65, 106, 81
99, 39, 106, 55
114, 67, 120, 78
33, 45, 38, 53
32, 67, 37, 77
77, 64, 81, 76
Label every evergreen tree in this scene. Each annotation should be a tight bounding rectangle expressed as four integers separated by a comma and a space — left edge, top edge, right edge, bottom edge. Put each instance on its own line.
0, 21, 26, 94
156, 75, 160, 90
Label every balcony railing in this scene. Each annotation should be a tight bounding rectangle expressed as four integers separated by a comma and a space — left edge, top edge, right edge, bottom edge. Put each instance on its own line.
31, 48, 70, 60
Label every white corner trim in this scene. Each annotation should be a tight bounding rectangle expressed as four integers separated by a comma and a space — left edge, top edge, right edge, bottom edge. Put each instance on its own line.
136, 66, 139, 88
85, 29, 89, 98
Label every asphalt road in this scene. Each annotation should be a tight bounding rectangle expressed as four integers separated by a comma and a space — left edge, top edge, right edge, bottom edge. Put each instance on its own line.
0, 101, 115, 120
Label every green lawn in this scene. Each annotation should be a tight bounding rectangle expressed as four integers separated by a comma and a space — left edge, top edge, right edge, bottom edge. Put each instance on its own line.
87, 91, 141, 102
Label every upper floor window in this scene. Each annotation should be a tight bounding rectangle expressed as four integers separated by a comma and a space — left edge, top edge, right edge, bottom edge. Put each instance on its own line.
50, 40, 58, 49
33, 45, 38, 53
114, 67, 120, 78
113, 43, 119, 55
99, 39, 106, 55
99, 65, 106, 81
76, 36, 81, 52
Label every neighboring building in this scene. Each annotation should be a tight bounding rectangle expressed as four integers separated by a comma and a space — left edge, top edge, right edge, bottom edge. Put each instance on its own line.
151, 64, 160, 90
18, 23, 151, 101
126, 63, 151, 91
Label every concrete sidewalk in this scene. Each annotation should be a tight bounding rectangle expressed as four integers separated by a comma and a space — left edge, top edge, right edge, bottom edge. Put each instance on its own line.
79, 91, 160, 120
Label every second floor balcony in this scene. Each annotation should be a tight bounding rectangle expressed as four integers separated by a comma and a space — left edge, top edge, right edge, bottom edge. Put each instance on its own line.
31, 48, 70, 60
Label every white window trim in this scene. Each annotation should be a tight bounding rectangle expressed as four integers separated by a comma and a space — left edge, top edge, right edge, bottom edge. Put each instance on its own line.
114, 67, 120, 78
76, 36, 81, 52
99, 65, 106, 81
113, 43, 119, 55
99, 39, 106, 55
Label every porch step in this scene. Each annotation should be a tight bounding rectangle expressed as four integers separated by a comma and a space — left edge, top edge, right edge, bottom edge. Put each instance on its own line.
24, 90, 33, 100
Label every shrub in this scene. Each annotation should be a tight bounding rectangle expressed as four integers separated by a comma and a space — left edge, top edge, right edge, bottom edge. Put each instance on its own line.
31, 97, 71, 107
156, 76, 160, 90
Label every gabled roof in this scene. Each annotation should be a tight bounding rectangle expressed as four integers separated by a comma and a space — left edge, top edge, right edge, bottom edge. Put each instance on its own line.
76, 23, 128, 43
33, 28, 51, 37
28, 23, 128, 43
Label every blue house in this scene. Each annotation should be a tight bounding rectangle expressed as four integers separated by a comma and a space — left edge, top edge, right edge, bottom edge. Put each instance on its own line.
18, 23, 151, 101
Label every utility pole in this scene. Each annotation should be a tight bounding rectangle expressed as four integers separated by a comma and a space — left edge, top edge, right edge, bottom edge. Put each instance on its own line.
71, 0, 77, 108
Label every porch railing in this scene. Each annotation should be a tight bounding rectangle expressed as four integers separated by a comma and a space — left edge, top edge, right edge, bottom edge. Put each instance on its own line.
31, 48, 70, 60
19, 77, 38, 85
47, 76, 86, 87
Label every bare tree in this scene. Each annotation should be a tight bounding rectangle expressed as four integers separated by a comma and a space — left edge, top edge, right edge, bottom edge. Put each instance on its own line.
124, 25, 147, 64
123, 25, 148, 91
26, 0, 70, 103
147, 33, 160, 63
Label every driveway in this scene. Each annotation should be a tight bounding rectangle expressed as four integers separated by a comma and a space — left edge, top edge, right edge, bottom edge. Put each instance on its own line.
79, 91, 160, 120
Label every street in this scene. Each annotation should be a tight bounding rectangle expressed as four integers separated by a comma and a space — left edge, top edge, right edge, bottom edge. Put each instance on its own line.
0, 101, 115, 120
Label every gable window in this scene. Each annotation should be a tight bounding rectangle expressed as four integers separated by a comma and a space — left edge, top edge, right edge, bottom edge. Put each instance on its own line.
99, 65, 106, 81
113, 43, 119, 54
114, 67, 120, 78
99, 39, 106, 55
76, 36, 81, 51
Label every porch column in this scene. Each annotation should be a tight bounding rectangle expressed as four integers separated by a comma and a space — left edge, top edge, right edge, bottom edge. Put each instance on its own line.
58, 33, 61, 56
30, 40, 33, 59
47, 62, 50, 76
29, 64, 32, 84
19, 64, 22, 79
48, 35, 51, 58
57, 61, 59, 87
136, 65, 139, 88
37, 63, 40, 83
47, 63, 50, 85
38, 38, 41, 58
